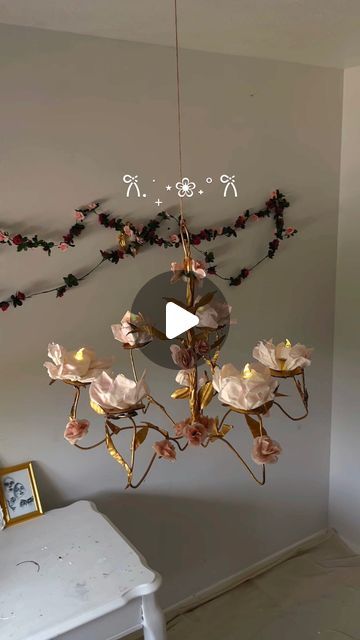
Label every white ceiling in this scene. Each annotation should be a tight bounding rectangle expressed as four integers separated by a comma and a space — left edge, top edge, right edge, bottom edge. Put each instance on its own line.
1, 0, 360, 68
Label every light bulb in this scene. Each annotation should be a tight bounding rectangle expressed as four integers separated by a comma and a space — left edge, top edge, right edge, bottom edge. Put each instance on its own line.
242, 363, 253, 379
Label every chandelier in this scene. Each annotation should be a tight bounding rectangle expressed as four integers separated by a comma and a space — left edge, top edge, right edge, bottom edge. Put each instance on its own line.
44, 1, 312, 489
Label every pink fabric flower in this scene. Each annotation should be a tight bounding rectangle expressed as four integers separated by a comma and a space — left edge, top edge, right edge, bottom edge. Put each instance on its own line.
174, 419, 189, 436
184, 422, 207, 446
170, 259, 207, 283
153, 439, 176, 460
44, 344, 112, 383
123, 224, 135, 239
251, 436, 282, 465
194, 339, 209, 356
196, 298, 233, 330
111, 311, 152, 348
58, 242, 69, 252
191, 260, 207, 280
174, 415, 214, 439
74, 211, 85, 222
64, 419, 90, 445
198, 415, 216, 433
170, 234, 180, 243
170, 345, 195, 369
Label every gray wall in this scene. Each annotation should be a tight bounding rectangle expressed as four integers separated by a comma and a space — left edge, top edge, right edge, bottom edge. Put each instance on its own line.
0, 24, 343, 606
330, 66, 360, 552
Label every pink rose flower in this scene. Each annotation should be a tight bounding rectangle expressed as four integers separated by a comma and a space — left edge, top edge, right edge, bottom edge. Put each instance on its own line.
74, 211, 85, 222
123, 224, 135, 239
251, 436, 282, 465
58, 242, 69, 252
194, 339, 209, 356
170, 234, 180, 243
64, 419, 90, 445
0, 231, 9, 242
198, 414, 216, 433
153, 439, 176, 460
86, 202, 98, 211
170, 345, 195, 369
174, 415, 214, 438
184, 422, 207, 446
216, 227, 224, 235
174, 417, 190, 436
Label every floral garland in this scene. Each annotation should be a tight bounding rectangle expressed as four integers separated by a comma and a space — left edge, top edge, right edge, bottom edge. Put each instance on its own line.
0, 190, 296, 312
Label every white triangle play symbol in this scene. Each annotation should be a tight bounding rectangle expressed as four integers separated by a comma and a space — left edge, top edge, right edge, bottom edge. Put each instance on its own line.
166, 302, 199, 339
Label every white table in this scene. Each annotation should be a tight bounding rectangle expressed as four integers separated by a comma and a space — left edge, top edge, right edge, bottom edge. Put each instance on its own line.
0, 501, 166, 640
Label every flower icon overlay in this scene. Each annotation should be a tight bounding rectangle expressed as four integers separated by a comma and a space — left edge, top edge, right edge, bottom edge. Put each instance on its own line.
176, 177, 196, 198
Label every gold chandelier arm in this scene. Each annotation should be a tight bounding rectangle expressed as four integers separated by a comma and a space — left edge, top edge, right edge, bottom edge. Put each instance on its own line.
218, 437, 266, 486
129, 349, 138, 382
218, 408, 233, 433
127, 453, 157, 489
69, 385, 81, 420
273, 401, 309, 422
74, 437, 106, 451
145, 394, 177, 426
273, 371, 309, 421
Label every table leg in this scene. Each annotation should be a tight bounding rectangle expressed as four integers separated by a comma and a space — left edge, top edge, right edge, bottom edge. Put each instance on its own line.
142, 593, 167, 640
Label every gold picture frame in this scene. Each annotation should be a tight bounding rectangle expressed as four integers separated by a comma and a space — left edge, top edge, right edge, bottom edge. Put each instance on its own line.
0, 462, 43, 528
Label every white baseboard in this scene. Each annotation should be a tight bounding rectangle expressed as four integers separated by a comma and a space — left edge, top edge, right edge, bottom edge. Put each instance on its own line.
128, 528, 329, 639
166, 528, 329, 624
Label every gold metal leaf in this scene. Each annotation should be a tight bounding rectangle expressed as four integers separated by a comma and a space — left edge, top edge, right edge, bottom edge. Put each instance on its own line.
118, 232, 127, 249
90, 399, 105, 415
133, 426, 149, 450
193, 291, 215, 311
171, 387, 191, 399
244, 414, 268, 438
150, 326, 168, 340
199, 381, 214, 409
219, 423, 233, 437
105, 430, 131, 474
106, 420, 121, 435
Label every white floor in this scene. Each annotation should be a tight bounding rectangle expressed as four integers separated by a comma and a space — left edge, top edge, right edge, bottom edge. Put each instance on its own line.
166, 533, 360, 639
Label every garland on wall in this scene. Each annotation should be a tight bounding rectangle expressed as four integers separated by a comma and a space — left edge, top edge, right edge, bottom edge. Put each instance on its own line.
0, 189, 296, 313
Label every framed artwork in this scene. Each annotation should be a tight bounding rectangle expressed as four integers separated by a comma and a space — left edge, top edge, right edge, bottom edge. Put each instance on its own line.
0, 462, 43, 527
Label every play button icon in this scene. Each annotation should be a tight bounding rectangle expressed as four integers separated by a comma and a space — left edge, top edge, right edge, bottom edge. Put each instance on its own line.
165, 302, 199, 339
130, 270, 230, 369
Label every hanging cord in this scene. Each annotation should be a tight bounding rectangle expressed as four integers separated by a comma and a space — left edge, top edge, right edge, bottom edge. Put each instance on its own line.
174, 0, 191, 263
174, 0, 184, 221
